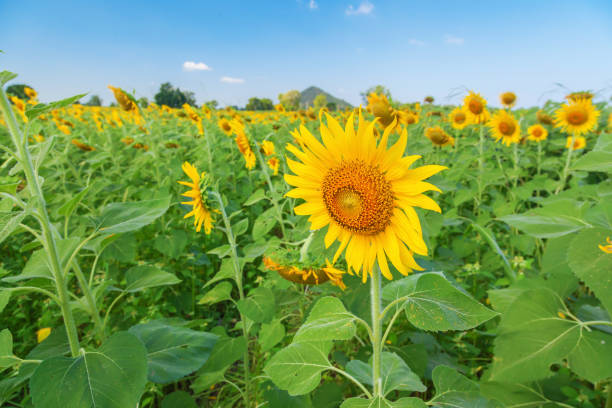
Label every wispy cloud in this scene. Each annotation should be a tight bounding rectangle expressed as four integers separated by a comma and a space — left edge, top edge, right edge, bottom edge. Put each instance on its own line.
308, 0, 318, 9
220, 76, 245, 84
346, 1, 374, 15
408, 39, 425, 46
445, 35, 464, 45
183, 61, 212, 71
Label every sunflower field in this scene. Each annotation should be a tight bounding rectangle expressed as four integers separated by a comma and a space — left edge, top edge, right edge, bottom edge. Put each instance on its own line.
1, 68, 612, 408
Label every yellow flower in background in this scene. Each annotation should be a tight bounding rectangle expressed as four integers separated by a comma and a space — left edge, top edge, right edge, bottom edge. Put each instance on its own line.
275, 104, 286, 113
71, 139, 95, 151
398, 110, 419, 126
599, 237, 612, 253
488, 110, 520, 146
554, 98, 600, 136
537, 110, 554, 125
9, 95, 28, 122
566, 91, 594, 102
261, 140, 275, 156
449, 108, 468, 130
108, 85, 138, 112
565, 135, 586, 150
33, 134, 45, 143
425, 126, 454, 147
463, 91, 489, 124
367, 92, 397, 129
285, 111, 446, 281
263, 257, 346, 290
527, 124, 548, 142
218, 118, 233, 136
500, 91, 517, 108
233, 124, 256, 170
178, 161, 214, 234
24, 87, 38, 105
267, 157, 280, 175
36, 328, 51, 343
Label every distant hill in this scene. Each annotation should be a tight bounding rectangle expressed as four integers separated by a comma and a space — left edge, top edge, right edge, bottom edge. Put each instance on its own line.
300, 86, 353, 110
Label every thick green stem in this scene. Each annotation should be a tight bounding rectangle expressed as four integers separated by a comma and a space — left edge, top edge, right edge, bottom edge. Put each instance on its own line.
254, 141, 286, 238
370, 263, 383, 397
512, 142, 519, 188
0, 87, 81, 357
476, 125, 484, 213
213, 192, 251, 408
606, 382, 612, 408
536, 142, 542, 176
555, 133, 575, 194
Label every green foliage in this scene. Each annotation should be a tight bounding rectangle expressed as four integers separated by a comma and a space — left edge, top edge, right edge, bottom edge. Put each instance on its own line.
154, 82, 196, 108
278, 89, 301, 110
245, 97, 274, 110
5, 83, 30, 99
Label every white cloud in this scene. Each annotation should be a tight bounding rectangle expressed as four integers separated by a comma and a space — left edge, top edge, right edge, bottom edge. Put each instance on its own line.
445, 35, 464, 45
183, 61, 212, 71
346, 1, 374, 15
220, 76, 245, 84
309, 0, 318, 9
408, 39, 425, 46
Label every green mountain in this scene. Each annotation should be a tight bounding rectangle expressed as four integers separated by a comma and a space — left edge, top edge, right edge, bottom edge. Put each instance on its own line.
299, 86, 353, 110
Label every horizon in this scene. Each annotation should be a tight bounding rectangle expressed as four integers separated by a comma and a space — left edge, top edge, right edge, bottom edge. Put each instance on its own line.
2, 0, 612, 108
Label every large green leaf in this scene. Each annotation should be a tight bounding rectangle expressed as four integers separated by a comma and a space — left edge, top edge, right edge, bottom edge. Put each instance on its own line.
490, 289, 581, 382
56, 186, 90, 217
567, 329, 612, 383
203, 258, 235, 289
382, 273, 497, 331
192, 335, 246, 392
573, 151, 612, 173
29, 332, 147, 408
429, 365, 501, 408
259, 319, 286, 351
128, 320, 217, 384
264, 341, 333, 396
237, 286, 275, 323
341, 397, 427, 408
540, 235, 579, 297
25, 94, 87, 120
262, 381, 312, 408
293, 296, 356, 342
0, 329, 17, 369
198, 281, 233, 305
124, 265, 181, 292
499, 214, 586, 238
161, 391, 197, 408
481, 382, 554, 408
568, 228, 612, 315
97, 196, 171, 234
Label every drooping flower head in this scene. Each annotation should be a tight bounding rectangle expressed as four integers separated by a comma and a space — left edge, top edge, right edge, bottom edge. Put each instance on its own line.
263, 256, 346, 290
554, 98, 600, 136
500, 92, 517, 108
425, 126, 454, 147
261, 140, 275, 156
108, 85, 138, 112
488, 110, 521, 146
398, 110, 419, 126
566, 91, 594, 103
463, 91, 489, 124
367, 93, 397, 129
178, 162, 214, 234
527, 124, 548, 142
284, 111, 446, 281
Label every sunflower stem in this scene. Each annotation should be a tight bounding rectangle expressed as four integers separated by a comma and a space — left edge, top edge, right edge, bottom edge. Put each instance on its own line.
606, 382, 612, 408
536, 142, 542, 177
512, 142, 519, 188
0, 85, 81, 357
370, 263, 383, 397
555, 132, 575, 194
477, 125, 484, 213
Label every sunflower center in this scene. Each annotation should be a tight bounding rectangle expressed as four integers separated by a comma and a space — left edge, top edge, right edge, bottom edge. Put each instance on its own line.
454, 112, 466, 124
322, 160, 394, 235
533, 128, 542, 137
567, 109, 587, 125
469, 99, 483, 115
498, 120, 515, 136
223, 122, 231, 131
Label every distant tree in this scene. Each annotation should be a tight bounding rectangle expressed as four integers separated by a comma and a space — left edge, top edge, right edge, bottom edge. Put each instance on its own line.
278, 90, 301, 111
245, 97, 274, 111
5, 84, 30, 100
84, 95, 102, 106
137, 97, 149, 108
313, 94, 327, 110
154, 82, 196, 108
326, 102, 337, 111
361, 85, 392, 104
203, 100, 219, 110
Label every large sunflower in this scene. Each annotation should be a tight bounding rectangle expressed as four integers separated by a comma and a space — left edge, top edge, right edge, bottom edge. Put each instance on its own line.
178, 162, 214, 234
463, 91, 489, 124
488, 110, 520, 146
554, 98, 600, 136
284, 112, 446, 281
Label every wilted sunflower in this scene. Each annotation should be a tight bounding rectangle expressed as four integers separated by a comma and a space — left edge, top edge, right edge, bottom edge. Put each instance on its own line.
425, 126, 454, 147
566, 91, 594, 102
488, 110, 520, 146
527, 124, 548, 142
448, 108, 468, 130
217, 118, 233, 136
463, 91, 489, 124
285, 112, 446, 281
263, 256, 346, 290
108, 85, 137, 112
500, 92, 517, 108
599, 237, 612, 253
71, 139, 95, 151
565, 135, 586, 150
178, 161, 214, 234
536, 110, 554, 125
554, 98, 600, 136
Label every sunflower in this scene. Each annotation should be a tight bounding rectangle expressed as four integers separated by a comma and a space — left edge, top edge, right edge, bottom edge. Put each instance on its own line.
425, 126, 454, 147
554, 98, 600, 136
599, 237, 612, 254
263, 256, 346, 290
267, 157, 280, 175
284, 112, 446, 281
536, 110, 554, 125
527, 124, 548, 142
275, 104, 286, 113
217, 118, 233, 136
463, 91, 489, 124
424, 96, 434, 104
71, 139, 95, 151
398, 110, 419, 126
367, 93, 397, 128
448, 107, 468, 130
500, 92, 517, 108
108, 85, 137, 112
24, 86, 38, 100
178, 161, 214, 234
566, 91, 593, 102
261, 140, 275, 156
565, 135, 586, 150
488, 110, 520, 146
233, 124, 257, 170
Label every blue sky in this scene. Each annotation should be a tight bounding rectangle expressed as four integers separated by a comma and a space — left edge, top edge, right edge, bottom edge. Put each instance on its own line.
1, 0, 611, 107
